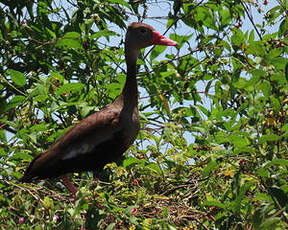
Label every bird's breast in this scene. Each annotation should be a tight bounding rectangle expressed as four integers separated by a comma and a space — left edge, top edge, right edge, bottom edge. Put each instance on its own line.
119, 109, 140, 148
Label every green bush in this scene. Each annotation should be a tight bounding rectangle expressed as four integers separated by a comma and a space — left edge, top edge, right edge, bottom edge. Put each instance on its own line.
0, 0, 287, 229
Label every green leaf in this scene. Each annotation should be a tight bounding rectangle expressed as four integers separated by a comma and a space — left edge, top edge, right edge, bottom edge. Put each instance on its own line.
259, 217, 281, 230
233, 78, 248, 89
146, 163, 162, 174
233, 182, 252, 214
233, 146, 255, 155
91, 29, 118, 40
231, 29, 244, 47
106, 223, 116, 230
33, 95, 48, 103
267, 48, 283, 59
256, 168, 269, 178
259, 134, 281, 143
46, 27, 56, 39
202, 160, 217, 177
228, 135, 250, 148
250, 69, 265, 83
0, 148, 5, 158
202, 200, 225, 209
8, 69, 26, 86
271, 96, 280, 113
248, 30, 255, 43
56, 32, 83, 50
259, 80, 271, 98
279, 18, 288, 37
253, 193, 272, 202
123, 156, 143, 168
282, 124, 288, 132
0, 128, 6, 143
280, 185, 288, 193
265, 159, 288, 167
169, 33, 193, 48
197, 104, 210, 117
5, 96, 25, 112
12, 152, 33, 161
249, 41, 266, 56
150, 46, 167, 61
56, 83, 85, 95
166, 17, 175, 28
129, 215, 138, 225
196, 7, 217, 30
271, 57, 287, 70
43, 196, 53, 210
106, 82, 122, 98
220, 6, 231, 27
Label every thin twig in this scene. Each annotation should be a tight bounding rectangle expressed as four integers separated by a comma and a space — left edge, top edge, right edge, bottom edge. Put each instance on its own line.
0, 122, 17, 134
240, 0, 262, 40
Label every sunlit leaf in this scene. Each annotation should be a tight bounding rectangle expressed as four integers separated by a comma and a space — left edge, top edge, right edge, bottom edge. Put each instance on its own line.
7, 69, 26, 86
91, 29, 118, 40
203, 200, 225, 209
150, 46, 167, 61
259, 134, 281, 143
4, 96, 25, 112
56, 32, 83, 50
202, 160, 217, 177
265, 159, 288, 167
157, 89, 171, 117
56, 83, 85, 95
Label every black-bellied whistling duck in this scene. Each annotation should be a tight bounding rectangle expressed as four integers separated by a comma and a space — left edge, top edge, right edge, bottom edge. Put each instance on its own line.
19, 22, 177, 195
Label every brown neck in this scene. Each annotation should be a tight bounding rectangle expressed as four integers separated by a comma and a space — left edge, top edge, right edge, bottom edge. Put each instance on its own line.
120, 47, 139, 108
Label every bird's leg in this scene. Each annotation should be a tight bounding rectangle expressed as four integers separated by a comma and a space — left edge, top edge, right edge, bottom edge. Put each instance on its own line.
61, 175, 78, 196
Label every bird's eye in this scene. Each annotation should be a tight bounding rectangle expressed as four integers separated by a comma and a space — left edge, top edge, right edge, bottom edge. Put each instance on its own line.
140, 28, 147, 34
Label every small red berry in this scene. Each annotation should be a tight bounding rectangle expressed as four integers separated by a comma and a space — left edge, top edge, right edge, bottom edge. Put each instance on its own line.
18, 217, 24, 225
131, 207, 138, 216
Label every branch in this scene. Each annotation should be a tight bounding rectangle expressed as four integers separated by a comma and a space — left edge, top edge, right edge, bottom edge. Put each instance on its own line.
240, 0, 262, 40
0, 122, 17, 134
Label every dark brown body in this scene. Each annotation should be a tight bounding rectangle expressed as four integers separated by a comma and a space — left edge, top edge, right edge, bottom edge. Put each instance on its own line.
20, 94, 139, 181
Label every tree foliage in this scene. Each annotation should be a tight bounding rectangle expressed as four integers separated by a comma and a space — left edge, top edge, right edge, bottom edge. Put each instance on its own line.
0, 0, 288, 229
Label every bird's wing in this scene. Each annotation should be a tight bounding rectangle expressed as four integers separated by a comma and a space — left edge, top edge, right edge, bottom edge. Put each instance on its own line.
52, 106, 121, 159
20, 106, 122, 181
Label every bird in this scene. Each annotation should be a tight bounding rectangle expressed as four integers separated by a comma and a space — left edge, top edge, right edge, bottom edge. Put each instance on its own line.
19, 22, 177, 195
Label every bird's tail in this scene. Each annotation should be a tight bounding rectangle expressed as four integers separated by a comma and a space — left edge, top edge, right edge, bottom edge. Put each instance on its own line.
18, 153, 42, 182
18, 173, 34, 183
